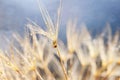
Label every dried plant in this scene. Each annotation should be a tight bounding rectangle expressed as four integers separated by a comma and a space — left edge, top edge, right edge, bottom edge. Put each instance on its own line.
0, 0, 120, 80
27, 0, 68, 80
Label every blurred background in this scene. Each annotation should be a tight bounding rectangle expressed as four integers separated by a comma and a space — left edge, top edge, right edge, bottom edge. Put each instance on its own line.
0, 0, 120, 50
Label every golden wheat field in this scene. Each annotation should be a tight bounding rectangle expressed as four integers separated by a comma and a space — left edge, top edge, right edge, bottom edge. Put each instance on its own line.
0, 0, 120, 80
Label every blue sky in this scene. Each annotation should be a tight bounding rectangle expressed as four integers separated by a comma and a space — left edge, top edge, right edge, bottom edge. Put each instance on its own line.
1, 0, 120, 30
0, 0, 120, 49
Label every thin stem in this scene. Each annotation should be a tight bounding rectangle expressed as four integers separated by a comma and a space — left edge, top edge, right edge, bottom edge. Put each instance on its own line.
35, 69, 44, 80
56, 46, 68, 80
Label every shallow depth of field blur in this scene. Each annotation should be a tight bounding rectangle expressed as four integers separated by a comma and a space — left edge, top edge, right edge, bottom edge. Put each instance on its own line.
0, 0, 120, 80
